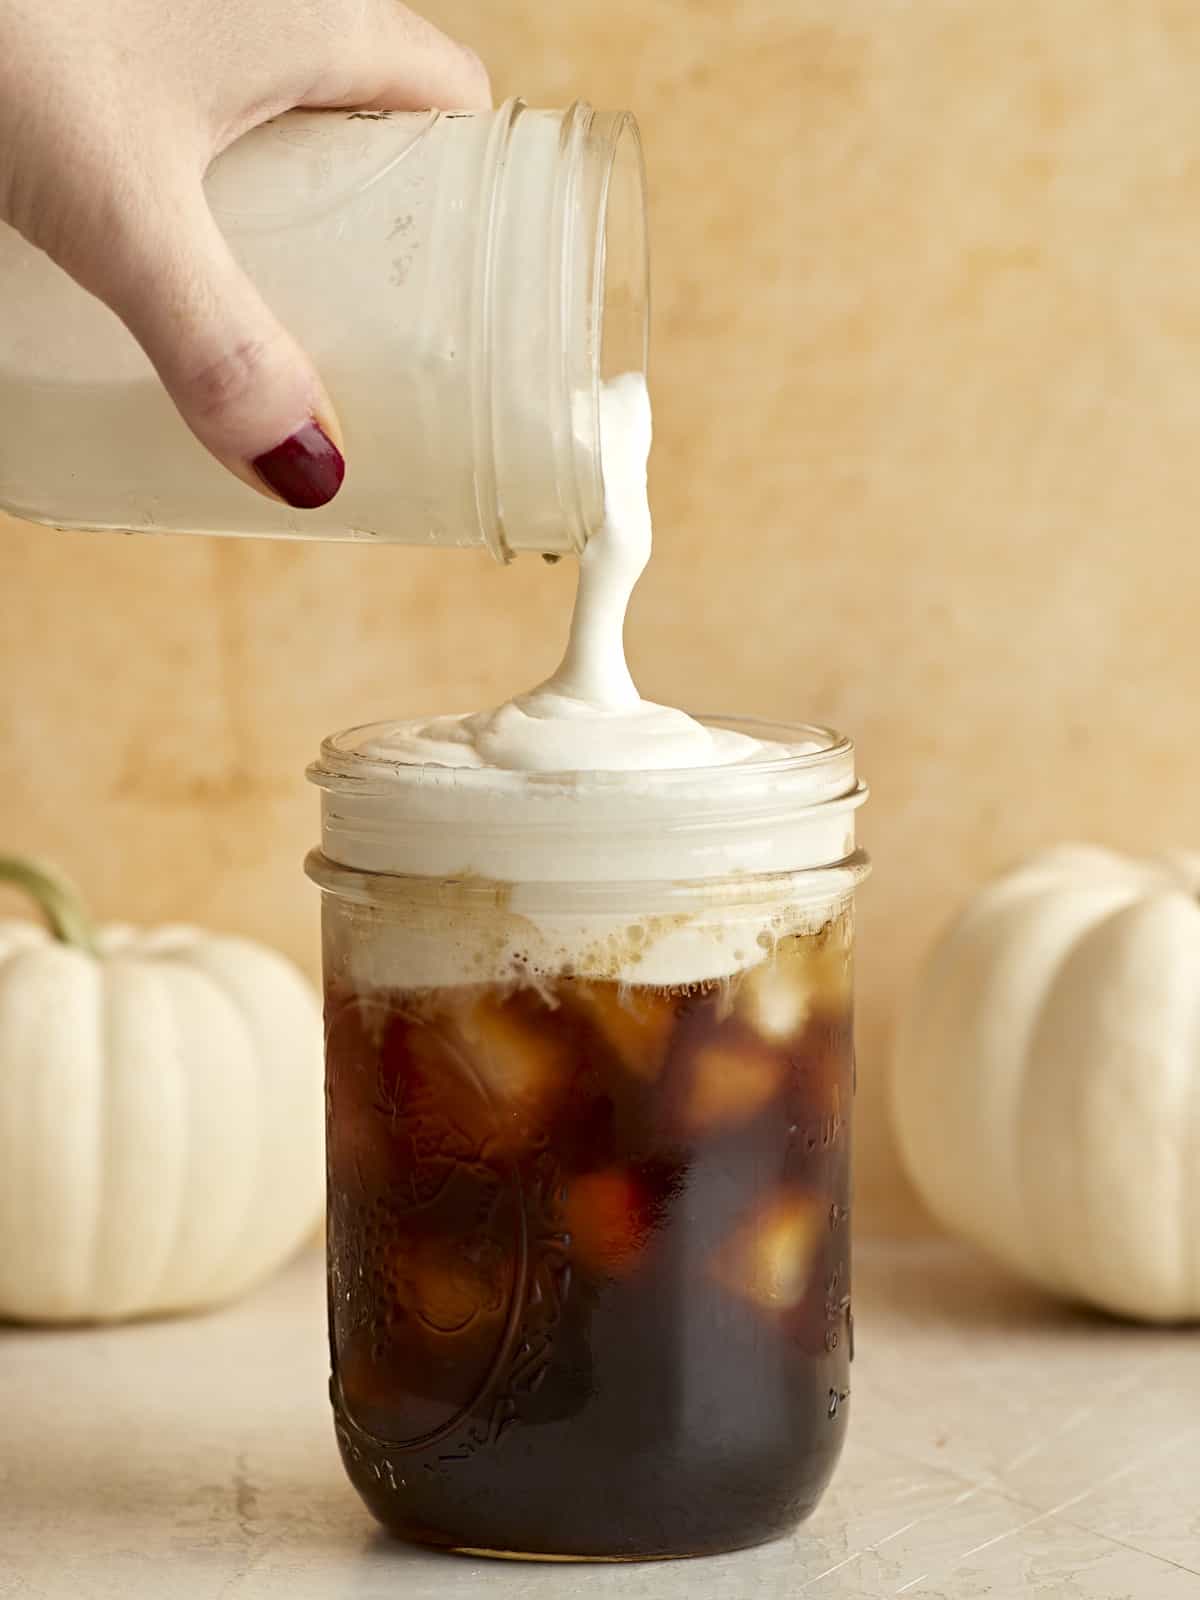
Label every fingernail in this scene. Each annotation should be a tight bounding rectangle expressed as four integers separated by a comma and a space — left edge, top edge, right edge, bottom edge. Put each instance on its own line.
252, 420, 345, 509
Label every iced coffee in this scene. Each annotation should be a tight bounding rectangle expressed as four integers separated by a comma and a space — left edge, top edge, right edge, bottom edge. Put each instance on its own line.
308, 710, 866, 1558
307, 374, 867, 1556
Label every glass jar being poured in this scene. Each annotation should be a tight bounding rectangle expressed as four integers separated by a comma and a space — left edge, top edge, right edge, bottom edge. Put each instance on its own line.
0, 98, 648, 558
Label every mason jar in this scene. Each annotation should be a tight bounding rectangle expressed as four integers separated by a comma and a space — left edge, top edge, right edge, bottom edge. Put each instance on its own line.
0, 99, 647, 557
306, 717, 869, 1559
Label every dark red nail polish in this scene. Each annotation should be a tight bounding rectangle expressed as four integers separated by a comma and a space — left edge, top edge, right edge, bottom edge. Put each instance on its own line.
252, 420, 345, 509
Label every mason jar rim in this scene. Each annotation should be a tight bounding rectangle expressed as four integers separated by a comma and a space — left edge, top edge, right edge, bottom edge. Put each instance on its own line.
308, 716, 868, 887
311, 714, 852, 793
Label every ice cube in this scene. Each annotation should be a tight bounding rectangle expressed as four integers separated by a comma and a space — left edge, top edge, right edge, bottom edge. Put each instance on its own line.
569, 980, 676, 1079
683, 1040, 784, 1133
737, 919, 852, 1043
564, 1167, 657, 1277
393, 1233, 509, 1335
711, 1192, 822, 1311
736, 953, 812, 1043
456, 995, 567, 1121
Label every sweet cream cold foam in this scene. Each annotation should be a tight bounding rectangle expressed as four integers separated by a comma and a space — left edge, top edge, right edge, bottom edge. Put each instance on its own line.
359, 375, 792, 774
310, 375, 864, 986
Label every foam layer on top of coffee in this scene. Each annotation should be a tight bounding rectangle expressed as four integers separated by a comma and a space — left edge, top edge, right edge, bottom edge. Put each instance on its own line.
320, 885, 852, 992
358, 374, 791, 775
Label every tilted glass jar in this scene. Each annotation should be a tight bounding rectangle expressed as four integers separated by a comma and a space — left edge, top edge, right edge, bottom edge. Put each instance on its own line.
0, 99, 648, 558
306, 717, 869, 1559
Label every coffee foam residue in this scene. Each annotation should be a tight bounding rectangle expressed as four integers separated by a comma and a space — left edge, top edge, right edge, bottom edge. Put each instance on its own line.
329, 889, 849, 991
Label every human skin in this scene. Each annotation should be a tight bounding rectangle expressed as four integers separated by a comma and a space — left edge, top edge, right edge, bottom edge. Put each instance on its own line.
0, 0, 490, 506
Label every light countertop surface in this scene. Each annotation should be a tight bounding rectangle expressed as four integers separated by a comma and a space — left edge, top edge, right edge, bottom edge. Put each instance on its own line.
2, 1240, 1197, 1599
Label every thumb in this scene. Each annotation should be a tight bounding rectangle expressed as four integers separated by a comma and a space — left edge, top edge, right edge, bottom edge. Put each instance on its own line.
87, 176, 344, 510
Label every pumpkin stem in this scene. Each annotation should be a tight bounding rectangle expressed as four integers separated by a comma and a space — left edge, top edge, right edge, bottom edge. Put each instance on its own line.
0, 856, 99, 956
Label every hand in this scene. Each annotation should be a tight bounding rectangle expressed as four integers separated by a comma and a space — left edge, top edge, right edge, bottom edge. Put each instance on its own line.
0, 0, 490, 507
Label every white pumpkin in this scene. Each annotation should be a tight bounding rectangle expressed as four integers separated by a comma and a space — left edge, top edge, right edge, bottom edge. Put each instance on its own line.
892, 845, 1200, 1323
0, 856, 325, 1323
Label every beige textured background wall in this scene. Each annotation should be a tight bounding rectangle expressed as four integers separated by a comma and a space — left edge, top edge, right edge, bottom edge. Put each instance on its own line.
4, 2, 1200, 1232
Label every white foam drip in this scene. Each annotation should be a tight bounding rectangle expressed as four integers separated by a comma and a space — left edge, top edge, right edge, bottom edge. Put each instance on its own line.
359, 374, 790, 774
